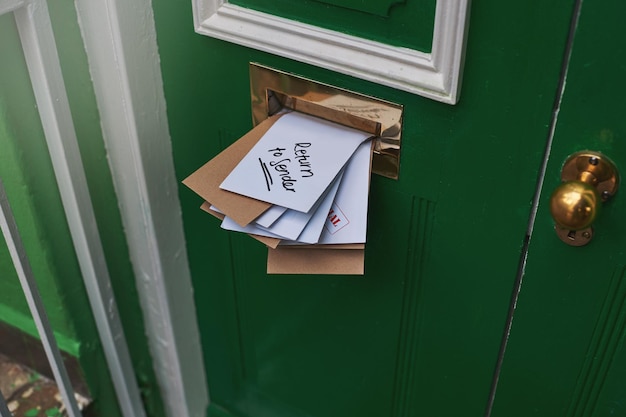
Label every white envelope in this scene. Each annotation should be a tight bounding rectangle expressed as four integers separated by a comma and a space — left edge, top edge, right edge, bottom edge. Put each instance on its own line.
291, 170, 344, 244
278, 139, 372, 245
254, 205, 287, 228
258, 169, 344, 241
220, 112, 370, 213
220, 215, 284, 240
317, 139, 372, 244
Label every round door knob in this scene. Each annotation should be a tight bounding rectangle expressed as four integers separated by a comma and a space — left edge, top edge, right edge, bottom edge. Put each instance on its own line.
549, 151, 619, 245
550, 181, 599, 230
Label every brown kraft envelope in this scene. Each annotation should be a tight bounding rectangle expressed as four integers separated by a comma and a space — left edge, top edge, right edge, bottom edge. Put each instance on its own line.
267, 246, 365, 275
182, 114, 283, 227
184, 111, 370, 275
199, 201, 281, 249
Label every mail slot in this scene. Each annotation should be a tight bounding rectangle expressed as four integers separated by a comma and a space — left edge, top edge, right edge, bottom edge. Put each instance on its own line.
249, 63, 404, 179
183, 65, 402, 274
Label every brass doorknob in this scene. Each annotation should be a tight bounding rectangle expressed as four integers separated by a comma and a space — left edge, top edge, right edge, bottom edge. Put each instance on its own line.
550, 151, 619, 245
550, 180, 599, 230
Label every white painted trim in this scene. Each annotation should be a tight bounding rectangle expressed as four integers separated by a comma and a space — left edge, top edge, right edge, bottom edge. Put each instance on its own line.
3, 0, 147, 416
0, 0, 23, 14
72, 0, 209, 417
193, 0, 470, 104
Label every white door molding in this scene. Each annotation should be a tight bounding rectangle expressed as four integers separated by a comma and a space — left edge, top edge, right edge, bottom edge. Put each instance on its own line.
72, 0, 209, 417
1, 0, 147, 416
192, 0, 470, 104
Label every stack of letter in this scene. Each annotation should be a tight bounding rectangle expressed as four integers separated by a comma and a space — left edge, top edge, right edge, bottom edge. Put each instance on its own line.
183, 111, 373, 274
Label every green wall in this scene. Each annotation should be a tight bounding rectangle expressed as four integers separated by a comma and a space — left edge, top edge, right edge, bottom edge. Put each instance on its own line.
0, 1, 164, 416
0, 13, 80, 356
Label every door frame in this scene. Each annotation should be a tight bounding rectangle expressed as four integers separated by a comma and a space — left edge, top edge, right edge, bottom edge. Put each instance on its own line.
71, 0, 209, 417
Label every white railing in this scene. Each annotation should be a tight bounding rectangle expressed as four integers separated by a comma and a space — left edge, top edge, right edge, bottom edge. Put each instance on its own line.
0, 0, 147, 416
0, 180, 83, 417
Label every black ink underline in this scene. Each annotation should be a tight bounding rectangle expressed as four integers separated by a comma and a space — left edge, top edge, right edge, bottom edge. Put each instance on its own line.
259, 158, 273, 191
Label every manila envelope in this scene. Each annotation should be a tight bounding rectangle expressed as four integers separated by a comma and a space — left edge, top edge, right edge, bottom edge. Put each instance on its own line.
182, 115, 283, 227
267, 245, 365, 275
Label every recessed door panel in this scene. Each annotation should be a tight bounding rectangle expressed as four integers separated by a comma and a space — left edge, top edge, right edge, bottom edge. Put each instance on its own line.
230, 0, 436, 50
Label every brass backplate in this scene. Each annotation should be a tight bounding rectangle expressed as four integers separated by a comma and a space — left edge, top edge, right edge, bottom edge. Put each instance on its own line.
561, 151, 619, 201
554, 225, 593, 247
249, 63, 403, 180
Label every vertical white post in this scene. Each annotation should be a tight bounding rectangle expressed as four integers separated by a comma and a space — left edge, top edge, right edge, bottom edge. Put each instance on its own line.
72, 0, 209, 415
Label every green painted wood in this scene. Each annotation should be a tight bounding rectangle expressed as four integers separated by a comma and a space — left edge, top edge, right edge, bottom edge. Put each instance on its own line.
230, 0, 436, 51
0, 11, 125, 417
0, 16, 79, 345
152, 1, 579, 416
311, 0, 405, 17
0, 1, 165, 415
491, 1, 626, 416
0, 304, 81, 357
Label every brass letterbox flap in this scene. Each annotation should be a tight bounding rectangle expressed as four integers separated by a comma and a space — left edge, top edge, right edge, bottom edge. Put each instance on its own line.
250, 63, 403, 179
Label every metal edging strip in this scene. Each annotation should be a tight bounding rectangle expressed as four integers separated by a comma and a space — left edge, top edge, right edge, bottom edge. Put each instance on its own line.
0, 180, 83, 417
0, 388, 11, 417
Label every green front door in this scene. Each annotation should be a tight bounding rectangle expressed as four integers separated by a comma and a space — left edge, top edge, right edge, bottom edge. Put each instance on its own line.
152, 0, 625, 416
491, 1, 626, 415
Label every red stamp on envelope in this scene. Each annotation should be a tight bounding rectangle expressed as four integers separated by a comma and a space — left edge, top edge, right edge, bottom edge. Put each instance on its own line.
325, 204, 350, 234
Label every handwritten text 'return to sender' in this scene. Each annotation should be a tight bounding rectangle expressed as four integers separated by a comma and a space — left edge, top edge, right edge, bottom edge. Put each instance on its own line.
259, 143, 315, 193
